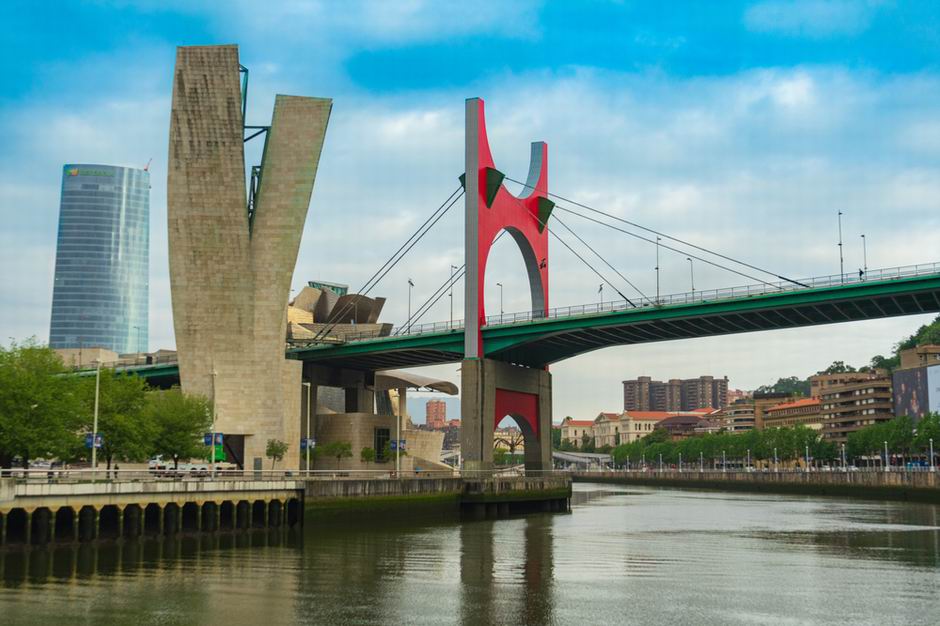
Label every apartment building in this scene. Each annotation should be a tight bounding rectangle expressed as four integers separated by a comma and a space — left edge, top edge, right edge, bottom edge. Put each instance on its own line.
821, 376, 894, 443
623, 375, 729, 411
763, 397, 824, 430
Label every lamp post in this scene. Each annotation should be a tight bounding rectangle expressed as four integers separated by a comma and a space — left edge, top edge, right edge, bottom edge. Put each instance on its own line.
805, 444, 810, 472
496, 282, 504, 317
598, 283, 603, 306
884, 440, 889, 473
838, 210, 844, 284
686, 257, 694, 295
679, 453, 682, 473
92, 359, 101, 472
722, 450, 726, 473
659, 453, 663, 472
449, 265, 458, 328
841, 443, 847, 472
930, 438, 935, 473
407, 278, 414, 333
133, 325, 143, 354
774, 447, 778, 473
211, 369, 218, 477
747, 449, 751, 472
860, 234, 867, 278
700, 451, 704, 473
642, 453, 646, 471
655, 237, 661, 304
302, 382, 312, 474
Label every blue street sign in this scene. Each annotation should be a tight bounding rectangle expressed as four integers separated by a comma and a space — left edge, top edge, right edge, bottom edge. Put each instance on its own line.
390, 440, 397, 451
300, 438, 316, 450
203, 433, 223, 446
84, 433, 103, 449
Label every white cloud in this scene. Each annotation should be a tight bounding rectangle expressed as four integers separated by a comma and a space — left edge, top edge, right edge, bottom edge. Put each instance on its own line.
744, 0, 886, 38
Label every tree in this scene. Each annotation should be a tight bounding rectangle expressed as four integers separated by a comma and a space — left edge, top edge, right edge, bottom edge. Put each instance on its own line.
145, 387, 212, 469
580, 432, 595, 452
0, 340, 83, 468
551, 427, 562, 449
266, 439, 288, 470
360, 447, 376, 463
319, 441, 352, 467
755, 376, 810, 397
822, 360, 856, 374
914, 413, 940, 455
78, 370, 151, 470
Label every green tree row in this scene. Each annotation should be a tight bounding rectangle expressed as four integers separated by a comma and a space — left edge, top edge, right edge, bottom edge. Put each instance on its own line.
611, 425, 836, 467
0, 340, 211, 470
845, 414, 940, 462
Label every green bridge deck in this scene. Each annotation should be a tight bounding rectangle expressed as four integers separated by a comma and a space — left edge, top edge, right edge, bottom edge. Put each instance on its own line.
91, 270, 940, 378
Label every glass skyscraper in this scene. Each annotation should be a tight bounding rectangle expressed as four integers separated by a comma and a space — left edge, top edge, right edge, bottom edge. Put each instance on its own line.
49, 164, 150, 354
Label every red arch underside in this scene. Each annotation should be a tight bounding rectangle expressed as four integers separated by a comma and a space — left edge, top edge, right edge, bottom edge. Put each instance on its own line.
494, 388, 539, 438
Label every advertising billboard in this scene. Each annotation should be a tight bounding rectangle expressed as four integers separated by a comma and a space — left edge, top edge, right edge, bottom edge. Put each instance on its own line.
893, 367, 928, 420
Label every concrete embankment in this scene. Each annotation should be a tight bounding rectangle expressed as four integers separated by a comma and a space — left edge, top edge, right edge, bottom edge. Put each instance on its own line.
572, 470, 940, 503
304, 475, 572, 516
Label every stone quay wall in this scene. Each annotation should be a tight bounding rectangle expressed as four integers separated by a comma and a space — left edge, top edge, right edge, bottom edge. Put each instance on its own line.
572, 470, 940, 503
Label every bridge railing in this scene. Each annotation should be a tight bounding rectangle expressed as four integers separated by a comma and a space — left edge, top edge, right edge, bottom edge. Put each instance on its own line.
3, 467, 569, 485
371, 261, 940, 340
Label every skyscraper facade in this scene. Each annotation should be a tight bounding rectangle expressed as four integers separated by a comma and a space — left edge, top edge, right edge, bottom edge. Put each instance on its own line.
49, 164, 150, 354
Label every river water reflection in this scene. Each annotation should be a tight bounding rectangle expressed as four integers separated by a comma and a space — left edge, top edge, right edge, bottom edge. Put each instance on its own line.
2, 484, 940, 625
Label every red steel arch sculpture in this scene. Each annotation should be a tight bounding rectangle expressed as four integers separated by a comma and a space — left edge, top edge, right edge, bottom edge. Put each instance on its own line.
461, 97, 554, 472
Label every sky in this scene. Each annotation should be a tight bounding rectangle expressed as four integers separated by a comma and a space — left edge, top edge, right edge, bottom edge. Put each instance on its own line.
3, 0, 940, 423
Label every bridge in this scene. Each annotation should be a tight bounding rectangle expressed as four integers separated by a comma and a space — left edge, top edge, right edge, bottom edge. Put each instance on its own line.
93, 46, 940, 479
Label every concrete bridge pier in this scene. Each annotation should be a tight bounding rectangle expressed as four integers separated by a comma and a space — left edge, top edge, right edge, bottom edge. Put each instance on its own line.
460, 358, 552, 474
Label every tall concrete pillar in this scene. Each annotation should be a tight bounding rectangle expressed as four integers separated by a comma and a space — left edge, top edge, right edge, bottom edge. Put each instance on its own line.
461, 358, 552, 474
167, 45, 332, 471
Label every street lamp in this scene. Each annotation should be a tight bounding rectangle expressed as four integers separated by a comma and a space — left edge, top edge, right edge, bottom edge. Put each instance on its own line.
598, 283, 603, 306
133, 325, 143, 354
496, 282, 504, 317
747, 449, 751, 472
860, 234, 867, 278
655, 237, 661, 304
884, 440, 890, 473
838, 210, 844, 284
930, 438, 935, 473
774, 447, 778, 473
686, 257, 694, 296
92, 359, 101, 472
841, 443, 847, 472
700, 451, 704, 473
678, 453, 682, 473
722, 450, 726, 473
211, 369, 218, 477
302, 381, 312, 474
805, 444, 810, 471
407, 278, 414, 333
449, 264, 458, 328
659, 453, 663, 472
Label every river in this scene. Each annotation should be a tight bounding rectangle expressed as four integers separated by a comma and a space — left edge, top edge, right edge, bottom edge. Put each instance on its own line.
2, 483, 939, 625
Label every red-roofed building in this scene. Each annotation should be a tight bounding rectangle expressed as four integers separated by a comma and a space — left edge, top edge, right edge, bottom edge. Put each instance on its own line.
764, 397, 824, 430
620, 410, 673, 444
560, 417, 597, 448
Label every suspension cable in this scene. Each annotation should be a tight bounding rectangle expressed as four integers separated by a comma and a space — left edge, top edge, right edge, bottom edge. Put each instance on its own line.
398, 230, 512, 333
529, 209, 634, 305
552, 204, 775, 288
505, 176, 809, 288
552, 213, 646, 305
312, 187, 463, 342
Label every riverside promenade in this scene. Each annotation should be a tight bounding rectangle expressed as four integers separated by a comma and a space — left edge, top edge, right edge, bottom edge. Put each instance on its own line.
572, 469, 940, 503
